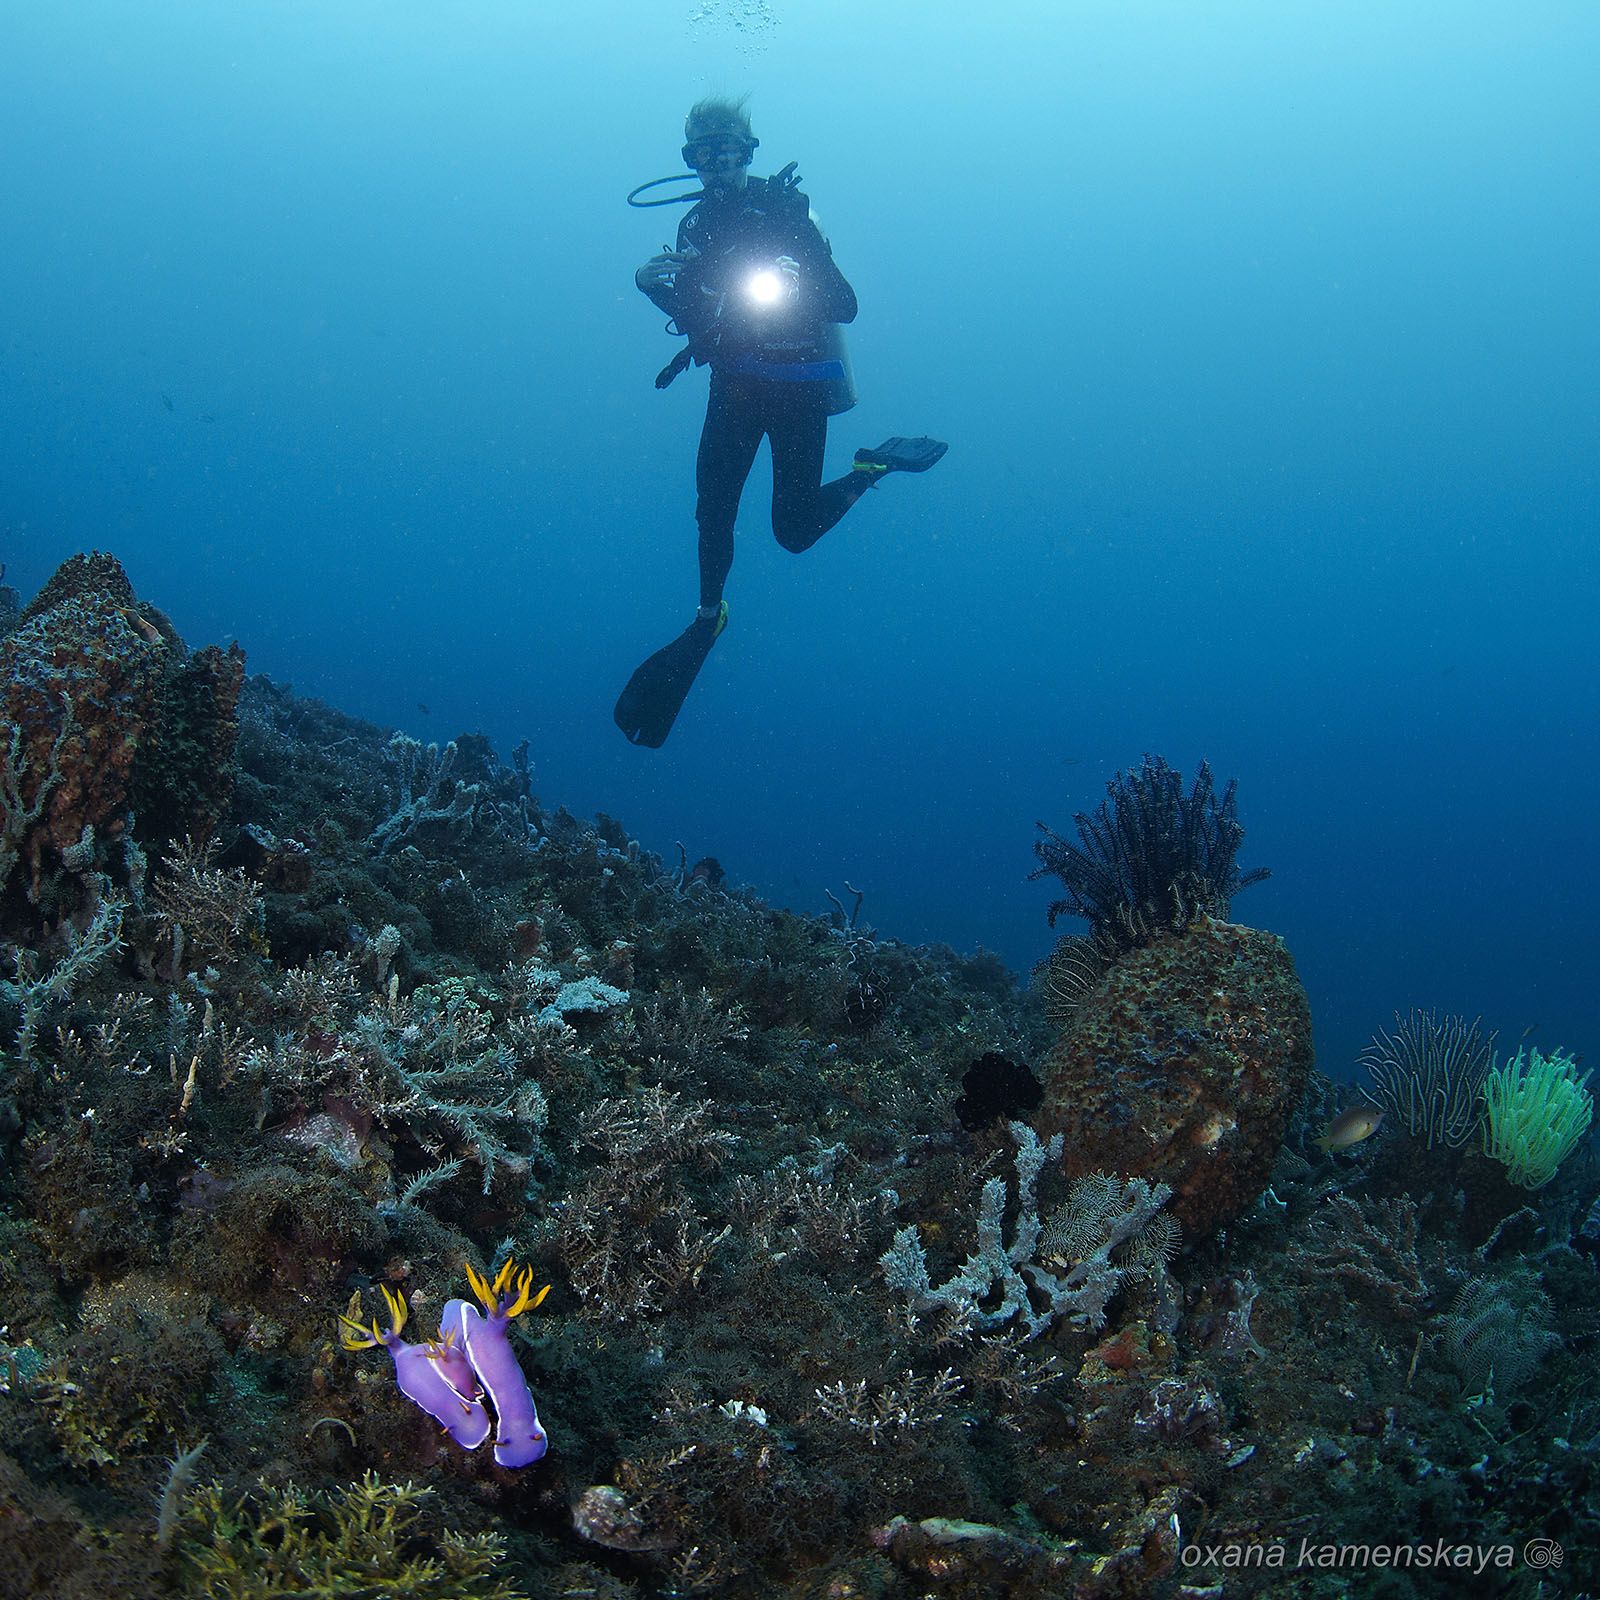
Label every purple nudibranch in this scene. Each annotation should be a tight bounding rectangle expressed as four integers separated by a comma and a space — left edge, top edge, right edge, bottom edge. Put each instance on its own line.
338, 1261, 551, 1466
461, 1261, 552, 1465
337, 1284, 491, 1450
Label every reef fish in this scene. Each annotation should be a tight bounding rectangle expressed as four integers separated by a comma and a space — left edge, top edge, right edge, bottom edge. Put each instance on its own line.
1313, 1105, 1384, 1153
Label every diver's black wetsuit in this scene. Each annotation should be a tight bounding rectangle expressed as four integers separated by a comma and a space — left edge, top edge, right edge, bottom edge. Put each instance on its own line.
641, 176, 867, 610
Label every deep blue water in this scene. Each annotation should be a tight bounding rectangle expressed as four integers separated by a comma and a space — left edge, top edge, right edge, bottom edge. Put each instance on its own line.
3, 0, 1595, 1077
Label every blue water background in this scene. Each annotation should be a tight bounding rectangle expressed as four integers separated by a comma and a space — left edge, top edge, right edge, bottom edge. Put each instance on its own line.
3, 0, 1595, 1078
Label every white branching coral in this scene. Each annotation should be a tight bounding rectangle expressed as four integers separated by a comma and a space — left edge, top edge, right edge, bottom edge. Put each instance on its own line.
367, 736, 480, 855
249, 965, 550, 1198
811, 1368, 965, 1445
880, 1122, 1177, 1338
550, 1086, 739, 1318
346, 980, 547, 1194
2, 896, 125, 1063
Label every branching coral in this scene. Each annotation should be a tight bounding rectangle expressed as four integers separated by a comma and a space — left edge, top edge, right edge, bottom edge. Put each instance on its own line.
2, 897, 124, 1063
811, 1367, 965, 1445
880, 1122, 1177, 1338
250, 968, 549, 1197
551, 1085, 738, 1317
733, 1166, 891, 1268
348, 981, 544, 1194
617, 982, 749, 1092
177, 1472, 529, 1599
151, 836, 266, 967
368, 736, 481, 856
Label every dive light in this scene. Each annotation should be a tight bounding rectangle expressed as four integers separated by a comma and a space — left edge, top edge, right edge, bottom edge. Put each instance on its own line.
742, 258, 798, 309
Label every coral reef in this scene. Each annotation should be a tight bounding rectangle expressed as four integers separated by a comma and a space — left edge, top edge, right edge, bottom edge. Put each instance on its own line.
178, 1472, 531, 1598
881, 1122, 1178, 1337
0, 560, 1595, 1599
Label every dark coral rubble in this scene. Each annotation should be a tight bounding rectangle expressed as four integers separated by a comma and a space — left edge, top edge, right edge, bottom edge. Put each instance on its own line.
0, 556, 1595, 1598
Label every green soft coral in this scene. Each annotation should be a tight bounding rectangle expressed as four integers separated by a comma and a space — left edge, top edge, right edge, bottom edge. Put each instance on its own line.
1482, 1046, 1594, 1188
178, 1473, 529, 1599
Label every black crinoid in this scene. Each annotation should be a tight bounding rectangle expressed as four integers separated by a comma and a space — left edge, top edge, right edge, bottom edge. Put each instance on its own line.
1032, 755, 1270, 961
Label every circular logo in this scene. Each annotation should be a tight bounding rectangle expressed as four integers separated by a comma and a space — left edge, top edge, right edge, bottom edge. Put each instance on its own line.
1523, 1537, 1563, 1570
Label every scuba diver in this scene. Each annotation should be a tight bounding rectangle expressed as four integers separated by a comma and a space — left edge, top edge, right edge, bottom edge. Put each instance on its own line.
614, 96, 947, 748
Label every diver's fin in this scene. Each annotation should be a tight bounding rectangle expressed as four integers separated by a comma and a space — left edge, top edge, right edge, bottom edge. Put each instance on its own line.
613, 603, 728, 748
853, 436, 949, 475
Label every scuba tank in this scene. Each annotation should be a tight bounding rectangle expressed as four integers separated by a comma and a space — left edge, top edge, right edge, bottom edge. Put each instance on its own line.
815, 322, 857, 417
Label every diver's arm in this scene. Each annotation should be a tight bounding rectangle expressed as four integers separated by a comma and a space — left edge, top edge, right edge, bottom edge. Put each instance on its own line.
808, 252, 858, 324
636, 208, 707, 317
789, 218, 857, 324
636, 252, 691, 316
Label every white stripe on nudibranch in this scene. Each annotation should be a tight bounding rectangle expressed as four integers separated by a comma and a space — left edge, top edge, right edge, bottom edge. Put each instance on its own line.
460, 1258, 553, 1467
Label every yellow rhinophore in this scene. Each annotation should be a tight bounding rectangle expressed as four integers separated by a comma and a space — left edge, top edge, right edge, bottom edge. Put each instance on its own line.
465, 1258, 552, 1321
424, 1326, 462, 1363
337, 1284, 409, 1351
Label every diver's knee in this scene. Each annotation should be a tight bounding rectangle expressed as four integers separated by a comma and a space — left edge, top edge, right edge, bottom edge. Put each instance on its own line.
772, 513, 815, 553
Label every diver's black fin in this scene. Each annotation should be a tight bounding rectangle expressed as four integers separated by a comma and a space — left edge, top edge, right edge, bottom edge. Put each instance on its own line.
853, 436, 949, 474
613, 605, 728, 748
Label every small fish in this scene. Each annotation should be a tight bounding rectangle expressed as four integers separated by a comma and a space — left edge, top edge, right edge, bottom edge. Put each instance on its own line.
1314, 1106, 1384, 1154
417, 702, 430, 716
121, 607, 165, 647
161, 392, 174, 413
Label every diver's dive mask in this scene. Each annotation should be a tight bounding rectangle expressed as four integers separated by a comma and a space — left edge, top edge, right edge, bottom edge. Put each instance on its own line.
681, 135, 758, 172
